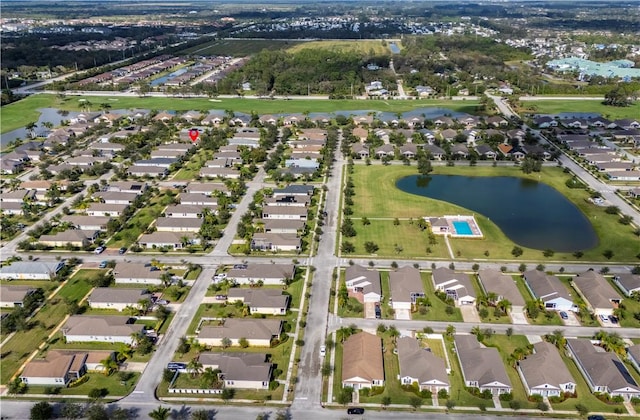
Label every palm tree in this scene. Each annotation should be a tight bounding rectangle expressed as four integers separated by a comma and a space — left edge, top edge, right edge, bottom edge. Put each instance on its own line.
100, 103, 112, 113
336, 326, 352, 343
25, 121, 37, 138
116, 343, 134, 361
388, 325, 400, 344
486, 292, 498, 305
100, 356, 119, 376
148, 406, 170, 420
187, 357, 203, 378
497, 299, 512, 315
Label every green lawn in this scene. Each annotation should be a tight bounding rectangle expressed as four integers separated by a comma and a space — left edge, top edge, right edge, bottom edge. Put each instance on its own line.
517, 99, 640, 121
171, 149, 213, 181
0, 271, 93, 384
26, 372, 139, 398
412, 272, 463, 322
480, 335, 537, 409
351, 165, 639, 262
421, 338, 447, 363
181, 39, 306, 56
288, 39, 392, 55
106, 192, 170, 248
161, 372, 283, 401
0, 94, 480, 135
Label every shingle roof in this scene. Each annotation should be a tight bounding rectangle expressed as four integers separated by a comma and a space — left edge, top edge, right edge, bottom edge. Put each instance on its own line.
478, 269, 525, 306
198, 352, 271, 383
88, 288, 149, 305
519, 341, 574, 389
198, 319, 282, 341
397, 337, 449, 386
345, 265, 382, 297
342, 332, 384, 383
573, 271, 621, 310
389, 266, 424, 303
227, 264, 296, 280
523, 270, 572, 302
454, 335, 511, 388
227, 289, 289, 309
62, 315, 142, 337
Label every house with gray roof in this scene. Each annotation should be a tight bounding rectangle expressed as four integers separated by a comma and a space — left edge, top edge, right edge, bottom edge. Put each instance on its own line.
197, 318, 282, 347
94, 191, 139, 205
523, 270, 577, 312
185, 182, 229, 196
342, 332, 384, 390
627, 345, 640, 374
571, 271, 622, 317
198, 352, 272, 390
106, 181, 147, 194
86, 203, 129, 217
262, 219, 305, 234
345, 265, 382, 303
138, 231, 198, 250
272, 185, 314, 197
389, 266, 425, 315
478, 269, 525, 307
226, 264, 296, 286
0, 261, 64, 280
227, 289, 289, 316
20, 350, 114, 387
38, 230, 99, 248
566, 338, 640, 400
112, 262, 163, 285
262, 206, 308, 220
251, 233, 301, 252
454, 335, 512, 395
179, 193, 217, 206
87, 288, 151, 312
62, 315, 144, 345
518, 341, 575, 397
398, 336, 449, 392
155, 217, 203, 233
61, 215, 110, 231
613, 273, 640, 297
432, 267, 476, 306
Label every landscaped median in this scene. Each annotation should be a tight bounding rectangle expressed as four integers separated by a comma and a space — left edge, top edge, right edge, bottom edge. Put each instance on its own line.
345, 164, 639, 262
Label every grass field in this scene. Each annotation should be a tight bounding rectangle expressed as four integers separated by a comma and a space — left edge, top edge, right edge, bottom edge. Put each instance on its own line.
0, 94, 480, 134
517, 98, 640, 120
288, 40, 394, 55
180, 39, 306, 57
26, 372, 139, 397
0, 270, 94, 384
349, 165, 640, 262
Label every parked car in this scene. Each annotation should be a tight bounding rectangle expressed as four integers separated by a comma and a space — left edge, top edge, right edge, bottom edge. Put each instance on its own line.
94, 246, 105, 254
215, 295, 227, 301
118, 247, 127, 255
599, 314, 609, 323
559, 311, 568, 320
320, 346, 326, 357
609, 315, 618, 324
587, 415, 606, 420
347, 408, 365, 415
98, 261, 108, 269
375, 304, 382, 319
156, 299, 169, 305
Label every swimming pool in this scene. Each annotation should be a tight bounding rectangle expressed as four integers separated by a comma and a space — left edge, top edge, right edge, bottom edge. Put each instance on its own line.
452, 220, 473, 235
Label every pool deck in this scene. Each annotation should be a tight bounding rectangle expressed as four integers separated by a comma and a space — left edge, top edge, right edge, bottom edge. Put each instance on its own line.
426, 215, 484, 238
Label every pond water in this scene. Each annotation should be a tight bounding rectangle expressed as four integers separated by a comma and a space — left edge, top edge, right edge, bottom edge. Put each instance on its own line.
389, 43, 401, 54
396, 174, 598, 252
1, 108, 82, 148
150, 68, 189, 87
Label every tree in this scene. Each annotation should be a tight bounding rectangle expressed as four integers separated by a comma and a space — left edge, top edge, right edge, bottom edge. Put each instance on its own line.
221, 337, 232, 349
221, 388, 235, 403
497, 299, 512, 315
364, 241, 379, 253
511, 246, 523, 257
100, 356, 118, 376
409, 396, 423, 410
187, 357, 203, 378
361, 216, 371, 226
603, 249, 614, 260
388, 325, 400, 344
238, 337, 249, 348
603, 87, 631, 107
341, 241, 355, 254
85, 403, 108, 420
382, 395, 391, 409
30, 402, 53, 420
338, 282, 349, 308
417, 156, 433, 175
191, 409, 215, 420
149, 406, 171, 420
60, 402, 83, 420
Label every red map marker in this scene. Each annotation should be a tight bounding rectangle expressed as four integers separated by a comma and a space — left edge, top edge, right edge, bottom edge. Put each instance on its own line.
188, 129, 199, 143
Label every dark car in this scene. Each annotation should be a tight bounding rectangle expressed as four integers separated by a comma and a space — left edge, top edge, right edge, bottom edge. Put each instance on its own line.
559, 311, 568, 320
375, 304, 382, 319
347, 408, 365, 415
609, 315, 618, 324
587, 415, 606, 420
119, 247, 127, 255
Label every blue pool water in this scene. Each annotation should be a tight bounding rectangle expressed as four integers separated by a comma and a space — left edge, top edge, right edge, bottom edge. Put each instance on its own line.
452, 221, 473, 235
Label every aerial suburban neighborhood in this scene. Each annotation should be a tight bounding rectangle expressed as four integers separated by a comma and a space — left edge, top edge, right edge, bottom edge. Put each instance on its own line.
1, 1, 640, 420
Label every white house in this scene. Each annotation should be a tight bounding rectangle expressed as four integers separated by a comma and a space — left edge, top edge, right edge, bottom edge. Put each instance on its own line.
61, 315, 144, 345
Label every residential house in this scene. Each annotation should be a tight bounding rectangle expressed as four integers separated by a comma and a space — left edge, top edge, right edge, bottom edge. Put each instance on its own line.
566, 338, 640, 400
262, 219, 305, 234
342, 332, 384, 390
432, 267, 476, 305
199, 167, 241, 179
197, 318, 282, 347
106, 181, 147, 195
523, 270, 577, 312
38, 230, 98, 248
613, 273, 640, 297
20, 350, 114, 386
571, 271, 622, 316
609, 171, 640, 181
165, 205, 205, 218
0, 201, 24, 215
87, 288, 151, 312
263, 195, 310, 207
127, 165, 168, 178
0, 261, 64, 280
397, 336, 450, 392
477, 269, 526, 309
627, 345, 640, 374
345, 265, 382, 303
0, 285, 36, 308
399, 144, 418, 159
262, 206, 307, 220
112, 262, 163, 285
454, 335, 512, 395
226, 264, 296, 286
272, 185, 314, 197
155, 217, 203, 233
138, 231, 198, 250
389, 266, 425, 314
227, 289, 289, 316
186, 182, 229, 196
86, 203, 129, 217
352, 143, 370, 159
61, 215, 110, 231
94, 191, 139, 205
518, 341, 575, 397
251, 233, 301, 252
423, 144, 445, 160
62, 315, 144, 345
198, 352, 272, 390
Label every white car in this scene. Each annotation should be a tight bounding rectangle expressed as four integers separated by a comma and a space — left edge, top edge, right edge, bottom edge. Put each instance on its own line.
94, 246, 105, 254
320, 346, 326, 357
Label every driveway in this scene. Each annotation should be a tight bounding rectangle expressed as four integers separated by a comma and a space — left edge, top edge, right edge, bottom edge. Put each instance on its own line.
562, 311, 581, 326
510, 306, 528, 325
364, 302, 377, 319
395, 309, 411, 320
460, 305, 480, 323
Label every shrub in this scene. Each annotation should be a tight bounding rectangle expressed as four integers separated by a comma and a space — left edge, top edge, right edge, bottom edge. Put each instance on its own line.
509, 400, 521, 410
438, 389, 449, 399
499, 392, 513, 401
420, 389, 432, 399
369, 386, 385, 397
528, 394, 543, 403
537, 402, 549, 412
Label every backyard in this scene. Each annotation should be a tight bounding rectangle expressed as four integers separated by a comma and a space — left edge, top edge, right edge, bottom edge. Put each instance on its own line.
517, 98, 640, 121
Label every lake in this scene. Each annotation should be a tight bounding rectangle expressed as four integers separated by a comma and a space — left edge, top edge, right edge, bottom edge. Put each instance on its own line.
396, 175, 598, 252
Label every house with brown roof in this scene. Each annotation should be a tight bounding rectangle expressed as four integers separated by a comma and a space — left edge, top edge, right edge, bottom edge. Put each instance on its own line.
87, 288, 151, 312
112, 262, 163, 285
227, 289, 289, 315
567, 338, 640, 400
342, 332, 384, 390
20, 350, 115, 386
432, 267, 476, 306
398, 336, 449, 392
571, 271, 622, 317
226, 264, 296, 286
454, 334, 512, 395
0, 285, 36, 308
198, 352, 272, 390
197, 318, 282, 347
62, 315, 144, 345
518, 341, 575, 397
